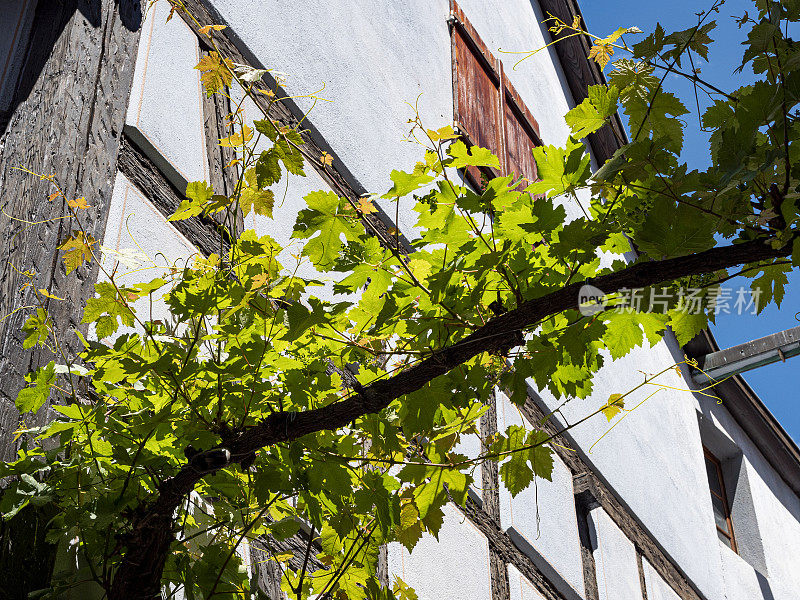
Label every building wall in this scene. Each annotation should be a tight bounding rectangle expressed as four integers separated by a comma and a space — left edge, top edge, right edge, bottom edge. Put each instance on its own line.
90, 0, 800, 597
2, 1, 800, 599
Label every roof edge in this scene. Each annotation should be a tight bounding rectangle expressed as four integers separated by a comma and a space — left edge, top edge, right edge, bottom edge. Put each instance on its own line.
686, 329, 800, 497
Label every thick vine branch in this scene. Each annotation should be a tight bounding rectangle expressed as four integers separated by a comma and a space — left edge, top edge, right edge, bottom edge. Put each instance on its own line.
109, 236, 789, 599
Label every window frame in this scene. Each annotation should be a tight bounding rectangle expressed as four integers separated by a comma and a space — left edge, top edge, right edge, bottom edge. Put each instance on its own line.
448, 0, 542, 189
703, 446, 738, 553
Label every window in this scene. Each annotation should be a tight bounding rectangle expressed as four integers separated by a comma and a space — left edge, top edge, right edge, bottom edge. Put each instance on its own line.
703, 446, 738, 553
449, 0, 542, 189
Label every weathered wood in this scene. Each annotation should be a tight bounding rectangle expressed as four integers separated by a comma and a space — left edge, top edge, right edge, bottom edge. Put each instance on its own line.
573, 477, 600, 600
521, 399, 706, 600
481, 392, 502, 524
481, 393, 510, 600
489, 550, 511, 600
249, 529, 324, 600
637, 551, 650, 600
199, 67, 244, 236
117, 131, 227, 258
0, 0, 142, 462
536, 0, 627, 164
249, 544, 286, 600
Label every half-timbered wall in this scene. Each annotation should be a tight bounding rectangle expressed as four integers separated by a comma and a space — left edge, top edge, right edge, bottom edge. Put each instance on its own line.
1, 1, 800, 599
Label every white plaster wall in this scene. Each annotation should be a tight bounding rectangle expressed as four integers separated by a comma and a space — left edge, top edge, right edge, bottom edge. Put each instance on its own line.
99, 172, 198, 328
127, 0, 208, 186
642, 558, 681, 600
387, 502, 492, 600
696, 388, 800, 599
0, 0, 37, 112
508, 564, 545, 600
532, 337, 728, 598
589, 507, 642, 600
496, 391, 585, 596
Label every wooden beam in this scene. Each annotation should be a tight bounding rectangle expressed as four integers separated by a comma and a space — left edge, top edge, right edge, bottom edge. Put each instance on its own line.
0, 0, 142, 460
199, 61, 244, 236
637, 551, 651, 600
176, 0, 409, 256
536, 0, 627, 164
480, 393, 511, 600
118, 131, 228, 258
461, 497, 571, 600
573, 476, 600, 600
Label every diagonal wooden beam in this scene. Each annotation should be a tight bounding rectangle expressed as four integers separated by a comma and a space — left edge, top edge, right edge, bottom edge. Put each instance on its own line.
118, 131, 228, 258
176, 0, 408, 255
525, 401, 706, 600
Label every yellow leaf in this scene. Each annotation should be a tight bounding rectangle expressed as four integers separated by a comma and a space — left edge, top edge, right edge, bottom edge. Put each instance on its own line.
195, 51, 234, 94
165, 4, 179, 22
198, 24, 226, 37
320, 152, 333, 166
357, 197, 378, 214
601, 27, 629, 45
219, 124, 253, 147
426, 125, 460, 142
601, 393, 625, 421
251, 273, 269, 289
240, 169, 274, 217
588, 43, 614, 69
58, 232, 96, 274
38, 288, 64, 301
67, 197, 90, 210
48, 192, 61, 202
407, 258, 431, 282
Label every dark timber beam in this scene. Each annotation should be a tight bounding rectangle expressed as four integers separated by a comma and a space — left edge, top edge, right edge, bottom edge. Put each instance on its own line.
536, 0, 628, 164
176, 0, 409, 256
461, 496, 571, 600
524, 400, 706, 600
118, 131, 228, 258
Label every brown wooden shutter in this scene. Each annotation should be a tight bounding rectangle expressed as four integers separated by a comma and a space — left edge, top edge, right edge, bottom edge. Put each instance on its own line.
450, 1, 544, 191
450, 1, 503, 185
503, 81, 542, 187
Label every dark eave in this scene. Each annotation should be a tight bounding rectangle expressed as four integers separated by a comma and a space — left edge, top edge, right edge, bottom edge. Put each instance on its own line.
538, 0, 629, 163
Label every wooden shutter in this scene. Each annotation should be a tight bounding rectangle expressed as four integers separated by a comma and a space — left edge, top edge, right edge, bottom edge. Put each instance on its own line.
450, 2, 503, 185
503, 80, 541, 187
450, 1, 543, 191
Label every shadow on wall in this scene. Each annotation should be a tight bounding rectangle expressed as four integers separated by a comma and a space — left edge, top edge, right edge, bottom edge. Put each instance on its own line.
756, 570, 775, 600
0, 0, 142, 136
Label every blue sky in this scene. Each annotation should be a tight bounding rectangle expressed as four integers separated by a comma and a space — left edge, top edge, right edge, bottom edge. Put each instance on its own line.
580, 0, 800, 442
